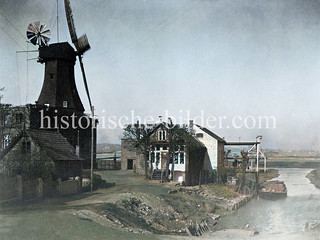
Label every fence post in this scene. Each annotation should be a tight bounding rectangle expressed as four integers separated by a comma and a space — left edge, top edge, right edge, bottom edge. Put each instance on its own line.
16, 175, 22, 201
37, 178, 43, 199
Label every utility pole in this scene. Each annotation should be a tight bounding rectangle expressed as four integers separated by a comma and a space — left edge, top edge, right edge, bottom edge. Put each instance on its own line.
90, 106, 95, 192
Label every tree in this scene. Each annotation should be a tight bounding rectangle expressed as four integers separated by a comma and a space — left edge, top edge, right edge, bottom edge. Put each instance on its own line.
2, 145, 55, 180
165, 119, 183, 181
0, 104, 28, 152
123, 122, 154, 178
236, 150, 249, 194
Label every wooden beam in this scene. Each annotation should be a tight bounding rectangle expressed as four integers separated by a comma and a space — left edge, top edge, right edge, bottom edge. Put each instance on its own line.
225, 142, 257, 146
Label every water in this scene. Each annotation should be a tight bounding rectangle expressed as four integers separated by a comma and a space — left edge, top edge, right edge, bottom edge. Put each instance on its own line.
216, 168, 320, 238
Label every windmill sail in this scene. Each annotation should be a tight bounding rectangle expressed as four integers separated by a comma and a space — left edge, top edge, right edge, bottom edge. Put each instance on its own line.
64, 0, 92, 110
76, 34, 90, 55
64, 0, 90, 54
64, 0, 78, 43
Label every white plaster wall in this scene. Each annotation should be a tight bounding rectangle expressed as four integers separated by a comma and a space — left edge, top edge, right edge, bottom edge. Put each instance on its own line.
193, 125, 218, 170
174, 161, 185, 171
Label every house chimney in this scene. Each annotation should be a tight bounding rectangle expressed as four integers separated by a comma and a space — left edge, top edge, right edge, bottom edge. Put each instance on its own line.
189, 120, 194, 130
189, 120, 194, 135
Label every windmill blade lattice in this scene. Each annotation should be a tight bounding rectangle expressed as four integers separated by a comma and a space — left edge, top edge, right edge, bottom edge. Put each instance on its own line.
26, 21, 51, 46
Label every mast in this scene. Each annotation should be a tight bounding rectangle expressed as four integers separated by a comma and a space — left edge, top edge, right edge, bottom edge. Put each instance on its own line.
57, 0, 59, 42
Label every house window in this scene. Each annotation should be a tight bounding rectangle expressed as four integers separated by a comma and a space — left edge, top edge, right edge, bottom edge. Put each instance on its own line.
158, 130, 166, 141
180, 145, 185, 151
180, 152, 185, 164
63, 101, 68, 108
163, 146, 167, 150
151, 152, 155, 163
156, 145, 160, 151
174, 153, 179, 164
156, 152, 160, 163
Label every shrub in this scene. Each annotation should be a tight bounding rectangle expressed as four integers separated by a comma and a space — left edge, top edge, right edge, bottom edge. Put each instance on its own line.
219, 168, 237, 183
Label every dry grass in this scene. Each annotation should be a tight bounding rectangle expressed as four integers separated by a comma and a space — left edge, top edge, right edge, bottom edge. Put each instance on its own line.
205, 184, 238, 199
258, 169, 279, 184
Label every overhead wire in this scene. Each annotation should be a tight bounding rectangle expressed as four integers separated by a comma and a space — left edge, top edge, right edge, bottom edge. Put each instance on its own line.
0, 11, 26, 41
0, 26, 25, 50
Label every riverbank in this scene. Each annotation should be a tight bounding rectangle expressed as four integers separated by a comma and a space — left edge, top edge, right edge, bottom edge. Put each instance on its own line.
306, 168, 320, 188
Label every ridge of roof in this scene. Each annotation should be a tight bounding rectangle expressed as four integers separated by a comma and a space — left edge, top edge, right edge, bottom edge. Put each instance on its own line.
195, 124, 226, 143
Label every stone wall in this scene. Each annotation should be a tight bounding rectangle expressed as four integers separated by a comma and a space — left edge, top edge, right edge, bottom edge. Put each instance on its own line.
0, 175, 81, 203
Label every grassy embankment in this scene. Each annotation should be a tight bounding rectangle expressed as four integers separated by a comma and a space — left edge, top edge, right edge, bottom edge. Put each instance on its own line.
306, 169, 320, 189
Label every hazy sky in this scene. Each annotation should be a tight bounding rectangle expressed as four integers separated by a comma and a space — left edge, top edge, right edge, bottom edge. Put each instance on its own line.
1, 0, 320, 150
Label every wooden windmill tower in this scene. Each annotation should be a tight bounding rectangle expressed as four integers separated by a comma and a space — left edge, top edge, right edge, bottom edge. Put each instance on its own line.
26, 1, 96, 169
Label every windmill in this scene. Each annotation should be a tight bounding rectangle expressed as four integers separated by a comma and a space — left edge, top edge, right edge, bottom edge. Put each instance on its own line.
64, 0, 95, 191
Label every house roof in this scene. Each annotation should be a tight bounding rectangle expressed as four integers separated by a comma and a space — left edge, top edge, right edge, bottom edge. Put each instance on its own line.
123, 122, 205, 149
25, 129, 83, 161
195, 125, 226, 143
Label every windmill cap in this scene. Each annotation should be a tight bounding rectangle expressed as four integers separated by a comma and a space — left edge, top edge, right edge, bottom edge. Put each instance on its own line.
38, 42, 76, 63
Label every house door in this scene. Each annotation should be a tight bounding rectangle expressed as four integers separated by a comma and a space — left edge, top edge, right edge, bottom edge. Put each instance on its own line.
161, 152, 168, 171
127, 159, 133, 170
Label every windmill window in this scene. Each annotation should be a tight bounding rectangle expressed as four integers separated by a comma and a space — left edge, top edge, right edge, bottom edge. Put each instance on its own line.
49, 73, 54, 79
63, 101, 68, 108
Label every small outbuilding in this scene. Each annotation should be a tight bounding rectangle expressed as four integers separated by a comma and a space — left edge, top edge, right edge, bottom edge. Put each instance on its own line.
1, 129, 83, 180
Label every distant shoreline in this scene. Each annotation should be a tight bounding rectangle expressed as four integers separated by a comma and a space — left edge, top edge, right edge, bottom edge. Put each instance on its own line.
261, 157, 320, 168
